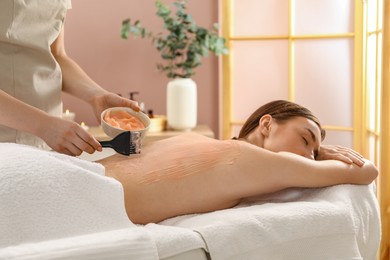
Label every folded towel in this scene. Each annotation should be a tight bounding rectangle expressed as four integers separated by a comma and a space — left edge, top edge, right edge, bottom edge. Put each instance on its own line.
144, 223, 206, 259
0, 228, 158, 260
160, 184, 381, 260
0, 143, 135, 248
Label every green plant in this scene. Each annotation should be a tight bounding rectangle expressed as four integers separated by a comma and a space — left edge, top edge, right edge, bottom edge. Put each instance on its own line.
121, 0, 228, 78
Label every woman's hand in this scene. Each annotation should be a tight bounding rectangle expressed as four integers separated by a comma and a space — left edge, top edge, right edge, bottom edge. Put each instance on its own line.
90, 92, 140, 123
316, 145, 365, 167
38, 116, 102, 156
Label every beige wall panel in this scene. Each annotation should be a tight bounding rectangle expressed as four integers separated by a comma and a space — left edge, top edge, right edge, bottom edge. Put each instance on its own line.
322, 130, 353, 148
231, 41, 289, 121
232, 0, 288, 36
294, 0, 354, 34
231, 125, 242, 139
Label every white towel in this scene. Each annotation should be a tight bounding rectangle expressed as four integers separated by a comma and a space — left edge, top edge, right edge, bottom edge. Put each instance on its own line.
0, 143, 152, 252
160, 184, 381, 260
0, 228, 158, 260
144, 223, 206, 259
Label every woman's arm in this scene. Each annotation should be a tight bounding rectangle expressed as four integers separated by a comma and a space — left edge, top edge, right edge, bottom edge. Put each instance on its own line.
0, 90, 100, 155
51, 29, 140, 122
277, 151, 377, 187
230, 142, 378, 199
316, 144, 365, 166
0, 90, 50, 136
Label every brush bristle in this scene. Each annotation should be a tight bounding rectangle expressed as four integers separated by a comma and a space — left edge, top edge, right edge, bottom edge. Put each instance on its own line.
128, 132, 138, 154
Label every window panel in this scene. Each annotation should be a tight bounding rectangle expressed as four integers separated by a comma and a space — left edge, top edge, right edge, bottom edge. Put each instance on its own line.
231, 40, 289, 121
376, 137, 381, 168
294, 0, 354, 35
294, 39, 353, 127
368, 0, 378, 32
368, 134, 377, 162
367, 35, 377, 130
232, 0, 288, 36
377, 33, 382, 131
378, 0, 383, 30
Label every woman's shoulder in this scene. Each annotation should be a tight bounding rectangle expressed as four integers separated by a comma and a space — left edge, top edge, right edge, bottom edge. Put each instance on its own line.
142, 132, 239, 153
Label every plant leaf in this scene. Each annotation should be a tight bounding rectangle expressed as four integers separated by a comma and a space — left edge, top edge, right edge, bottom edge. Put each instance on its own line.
121, 19, 130, 39
121, 0, 229, 78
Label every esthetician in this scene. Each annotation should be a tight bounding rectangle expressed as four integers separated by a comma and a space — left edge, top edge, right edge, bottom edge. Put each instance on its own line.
0, 1, 139, 156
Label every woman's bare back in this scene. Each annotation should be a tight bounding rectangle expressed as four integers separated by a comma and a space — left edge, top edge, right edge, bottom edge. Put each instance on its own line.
100, 133, 244, 223
99, 133, 378, 224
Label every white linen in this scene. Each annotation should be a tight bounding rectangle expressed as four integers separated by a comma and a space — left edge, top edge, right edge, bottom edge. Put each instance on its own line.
144, 224, 206, 259
0, 143, 205, 259
161, 184, 381, 260
0, 228, 158, 260
0, 143, 135, 247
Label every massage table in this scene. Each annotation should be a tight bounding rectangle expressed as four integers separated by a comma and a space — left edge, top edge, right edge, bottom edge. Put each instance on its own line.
0, 143, 381, 259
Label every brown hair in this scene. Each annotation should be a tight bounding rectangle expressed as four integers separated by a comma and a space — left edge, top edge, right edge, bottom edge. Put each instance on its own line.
238, 100, 326, 141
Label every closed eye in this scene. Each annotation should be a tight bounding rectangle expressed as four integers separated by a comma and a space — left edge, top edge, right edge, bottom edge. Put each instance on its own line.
302, 137, 308, 145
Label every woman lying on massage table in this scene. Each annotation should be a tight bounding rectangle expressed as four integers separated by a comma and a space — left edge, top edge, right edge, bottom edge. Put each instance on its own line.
99, 100, 378, 224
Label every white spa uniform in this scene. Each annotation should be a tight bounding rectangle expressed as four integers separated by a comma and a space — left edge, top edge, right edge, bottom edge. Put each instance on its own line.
0, 0, 72, 149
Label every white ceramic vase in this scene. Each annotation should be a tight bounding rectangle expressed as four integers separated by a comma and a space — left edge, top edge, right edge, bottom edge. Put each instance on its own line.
166, 78, 197, 130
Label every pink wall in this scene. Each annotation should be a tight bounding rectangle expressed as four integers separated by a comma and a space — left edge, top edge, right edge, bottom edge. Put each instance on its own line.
63, 0, 220, 136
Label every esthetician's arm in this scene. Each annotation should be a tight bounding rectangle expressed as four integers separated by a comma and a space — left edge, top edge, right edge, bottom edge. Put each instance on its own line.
51, 28, 140, 122
0, 90, 100, 155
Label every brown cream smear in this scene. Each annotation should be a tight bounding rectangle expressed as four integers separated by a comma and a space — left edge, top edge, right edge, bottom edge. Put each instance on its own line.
105, 133, 241, 185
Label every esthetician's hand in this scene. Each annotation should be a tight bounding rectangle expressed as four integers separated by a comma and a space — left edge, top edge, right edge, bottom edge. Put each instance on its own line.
316, 145, 365, 166
38, 116, 102, 156
90, 92, 140, 123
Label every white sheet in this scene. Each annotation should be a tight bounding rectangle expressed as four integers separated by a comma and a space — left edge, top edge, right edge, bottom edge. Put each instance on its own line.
0, 143, 157, 259
161, 184, 381, 260
0, 228, 158, 260
144, 224, 206, 259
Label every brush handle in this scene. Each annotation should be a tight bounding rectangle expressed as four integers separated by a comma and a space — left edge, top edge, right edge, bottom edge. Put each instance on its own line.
99, 140, 113, 148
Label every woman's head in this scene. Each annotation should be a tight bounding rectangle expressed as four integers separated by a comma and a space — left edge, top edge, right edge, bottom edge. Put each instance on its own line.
239, 100, 326, 159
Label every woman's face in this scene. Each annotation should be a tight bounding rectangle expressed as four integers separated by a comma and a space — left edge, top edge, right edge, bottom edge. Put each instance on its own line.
262, 116, 321, 160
